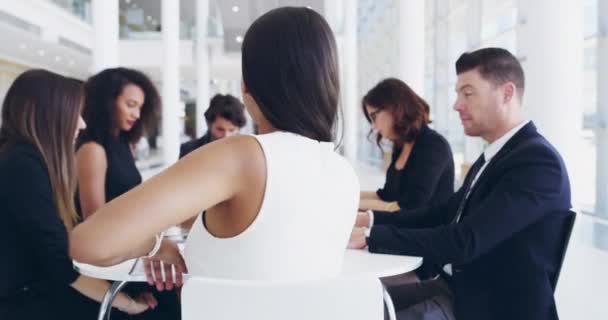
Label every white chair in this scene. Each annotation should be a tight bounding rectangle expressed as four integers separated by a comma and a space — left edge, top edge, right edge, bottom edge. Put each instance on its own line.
182, 275, 386, 320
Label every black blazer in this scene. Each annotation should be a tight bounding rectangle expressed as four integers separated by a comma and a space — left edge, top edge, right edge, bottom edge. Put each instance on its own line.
179, 131, 212, 159
376, 124, 454, 210
369, 122, 572, 320
0, 143, 100, 319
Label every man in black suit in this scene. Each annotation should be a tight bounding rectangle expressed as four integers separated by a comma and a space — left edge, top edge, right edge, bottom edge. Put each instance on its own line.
349, 48, 572, 320
179, 93, 247, 158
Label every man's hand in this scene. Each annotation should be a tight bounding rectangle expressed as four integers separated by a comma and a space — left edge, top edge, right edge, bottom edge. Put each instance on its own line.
347, 227, 368, 249
354, 212, 370, 228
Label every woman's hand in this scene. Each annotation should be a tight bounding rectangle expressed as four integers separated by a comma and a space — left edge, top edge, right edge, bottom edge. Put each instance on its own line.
359, 199, 400, 212
354, 211, 371, 228
117, 294, 149, 315
144, 239, 188, 291
136, 291, 158, 310
347, 227, 368, 249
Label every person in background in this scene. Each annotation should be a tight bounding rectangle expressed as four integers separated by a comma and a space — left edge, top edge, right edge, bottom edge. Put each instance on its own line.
179, 93, 247, 158
179, 93, 247, 230
75, 67, 179, 320
360, 78, 455, 283
75, 67, 159, 221
350, 48, 572, 320
360, 78, 454, 214
0, 69, 151, 319
70, 7, 359, 297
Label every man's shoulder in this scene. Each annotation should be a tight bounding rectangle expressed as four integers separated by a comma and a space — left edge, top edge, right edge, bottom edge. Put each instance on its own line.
180, 136, 209, 157
180, 139, 199, 150
509, 131, 563, 164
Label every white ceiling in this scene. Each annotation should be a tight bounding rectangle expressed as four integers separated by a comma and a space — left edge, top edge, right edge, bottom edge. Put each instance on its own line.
0, 0, 327, 97
120, 0, 324, 51
0, 21, 90, 80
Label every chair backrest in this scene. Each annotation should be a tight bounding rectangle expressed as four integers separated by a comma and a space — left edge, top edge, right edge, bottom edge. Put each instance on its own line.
182, 275, 385, 320
552, 210, 576, 291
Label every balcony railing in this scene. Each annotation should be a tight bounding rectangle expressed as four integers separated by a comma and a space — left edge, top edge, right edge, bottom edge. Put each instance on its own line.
48, 0, 91, 23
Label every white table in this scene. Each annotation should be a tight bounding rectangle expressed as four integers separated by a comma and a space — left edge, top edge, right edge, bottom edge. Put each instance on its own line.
74, 250, 422, 320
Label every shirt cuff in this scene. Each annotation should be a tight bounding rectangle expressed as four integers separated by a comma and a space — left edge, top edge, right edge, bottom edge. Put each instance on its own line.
367, 209, 374, 228
364, 227, 371, 237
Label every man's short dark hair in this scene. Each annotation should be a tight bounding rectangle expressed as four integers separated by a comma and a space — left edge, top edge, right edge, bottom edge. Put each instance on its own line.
455, 47, 525, 98
204, 94, 247, 127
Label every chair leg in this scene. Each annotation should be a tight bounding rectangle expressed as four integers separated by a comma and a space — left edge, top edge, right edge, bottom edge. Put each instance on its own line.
382, 285, 397, 320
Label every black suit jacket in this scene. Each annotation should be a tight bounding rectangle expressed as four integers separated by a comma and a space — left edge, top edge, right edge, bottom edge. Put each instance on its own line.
0, 143, 100, 319
179, 131, 212, 158
369, 122, 572, 320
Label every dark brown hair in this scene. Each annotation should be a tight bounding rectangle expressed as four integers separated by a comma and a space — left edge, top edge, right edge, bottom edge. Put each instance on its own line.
204, 94, 247, 127
242, 7, 339, 142
80, 67, 160, 146
456, 47, 525, 99
0, 69, 82, 229
362, 78, 430, 148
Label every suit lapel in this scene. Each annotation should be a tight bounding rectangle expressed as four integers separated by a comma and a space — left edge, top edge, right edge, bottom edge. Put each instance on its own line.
461, 122, 539, 215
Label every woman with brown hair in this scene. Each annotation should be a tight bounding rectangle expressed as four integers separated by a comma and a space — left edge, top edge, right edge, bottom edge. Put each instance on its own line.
360, 78, 455, 215
0, 70, 152, 319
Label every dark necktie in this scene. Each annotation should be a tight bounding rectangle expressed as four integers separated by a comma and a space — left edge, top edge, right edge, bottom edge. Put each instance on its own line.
452, 154, 486, 223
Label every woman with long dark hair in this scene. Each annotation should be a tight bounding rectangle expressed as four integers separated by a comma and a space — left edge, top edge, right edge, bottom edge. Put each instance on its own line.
71, 7, 359, 286
0, 70, 150, 319
76, 67, 159, 220
75, 68, 179, 319
360, 78, 455, 214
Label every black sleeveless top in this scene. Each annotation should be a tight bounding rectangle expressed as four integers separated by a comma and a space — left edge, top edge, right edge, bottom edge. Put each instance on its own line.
75, 133, 141, 217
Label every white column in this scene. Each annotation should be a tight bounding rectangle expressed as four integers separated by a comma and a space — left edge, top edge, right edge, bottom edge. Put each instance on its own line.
342, 0, 358, 163
463, 0, 485, 164
91, 0, 119, 73
162, 0, 181, 164
323, 0, 343, 33
517, 0, 584, 204
397, 0, 425, 95
433, 1, 449, 137
196, 0, 210, 137
596, 1, 608, 216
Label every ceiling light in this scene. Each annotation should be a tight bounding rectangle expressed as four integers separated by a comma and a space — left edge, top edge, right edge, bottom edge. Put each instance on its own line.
125, 0, 131, 3
232, 6, 239, 13
235, 35, 243, 43
38, 50, 45, 56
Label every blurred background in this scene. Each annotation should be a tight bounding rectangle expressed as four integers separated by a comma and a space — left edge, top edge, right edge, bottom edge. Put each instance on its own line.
0, 1, 605, 318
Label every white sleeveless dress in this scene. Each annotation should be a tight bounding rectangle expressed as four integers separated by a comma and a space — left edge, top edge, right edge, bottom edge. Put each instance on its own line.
184, 131, 359, 281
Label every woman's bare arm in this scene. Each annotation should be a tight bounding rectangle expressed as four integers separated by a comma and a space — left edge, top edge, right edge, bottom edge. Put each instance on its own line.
360, 191, 380, 200
359, 198, 400, 212
76, 142, 107, 220
70, 135, 264, 266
